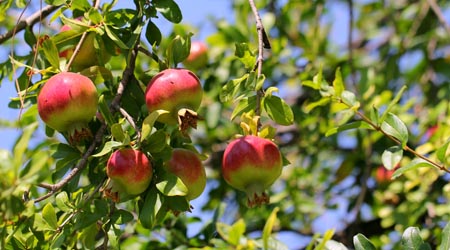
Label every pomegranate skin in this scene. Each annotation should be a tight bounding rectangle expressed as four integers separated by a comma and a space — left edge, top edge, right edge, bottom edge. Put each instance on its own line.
37, 72, 97, 137
106, 149, 153, 202
183, 41, 208, 70
222, 135, 283, 207
165, 148, 206, 200
145, 68, 203, 125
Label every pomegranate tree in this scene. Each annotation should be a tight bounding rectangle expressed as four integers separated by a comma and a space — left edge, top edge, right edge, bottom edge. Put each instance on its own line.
183, 41, 208, 70
145, 68, 203, 132
222, 135, 283, 207
37, 72, 98, 145
105, 148, 153, 202
165, 148, 206, 201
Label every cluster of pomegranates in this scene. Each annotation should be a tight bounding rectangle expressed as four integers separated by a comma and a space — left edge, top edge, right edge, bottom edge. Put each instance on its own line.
36, 17, 284, 212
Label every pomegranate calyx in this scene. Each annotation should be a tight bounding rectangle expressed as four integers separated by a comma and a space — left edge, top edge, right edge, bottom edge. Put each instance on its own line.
177, 108, 201, 134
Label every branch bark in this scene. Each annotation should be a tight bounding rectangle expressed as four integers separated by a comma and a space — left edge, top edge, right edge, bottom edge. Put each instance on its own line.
0, 5, 60, 45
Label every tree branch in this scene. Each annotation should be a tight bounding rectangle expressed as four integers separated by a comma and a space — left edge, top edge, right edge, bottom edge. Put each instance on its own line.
248, 0, 270, 122
34, 43, 141, 203
427, 0, 450, 36
0, 5, 60, 45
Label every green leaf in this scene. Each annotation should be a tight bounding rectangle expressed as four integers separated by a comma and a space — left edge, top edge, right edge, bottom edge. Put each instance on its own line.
139, 187, 163, 229
341, 90, 359, 108
55, 192, 72, 213
235, 43, 256, 69
220, 74, 249, 102
302, 80, 320, 90
333, 68, 344, 97
436, 139, 450, 164
216, 219, 246, 246
156, 172, 188, 197
104, 24, 128, 49
111, 123, 125, 142
98, 95, 115, 126
305, 98, 331, 113
92, 141, 122, 157
263, 207, 279, 250
13, 122, 38, 173
79, 66, 113, 85
381, 113, 409, 147
153, 0, 182, 23
41, 38, 60, 70
231, 95, 257, 121
145, 20, 162, 46
381, 146, 403, 170
42, 203, 58, 230
141, 110, 169, 142
439, 221, 450, 250
393, 158, 434, 179
353, 234, 376, 250
88, 8, 103, 24
325, 121, 373, 137
401, 227, 431, 250
369, 105, 380, 126
379, 85, 407, 124
262, 95, 294, 126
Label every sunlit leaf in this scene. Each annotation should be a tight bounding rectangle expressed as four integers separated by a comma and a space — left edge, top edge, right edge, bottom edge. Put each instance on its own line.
42, 203, 58, 230
153, 0, 182, 23
381, 113, 409, 147
401, 227, 431, 250
262, 95, 294, 126
353, 234, 376, 250
392, 158, 434, 179
263, 207, 279, 250
381, 146, 403, 170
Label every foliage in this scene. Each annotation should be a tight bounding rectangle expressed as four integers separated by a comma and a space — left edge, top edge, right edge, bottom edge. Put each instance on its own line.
0, 0, 449, 249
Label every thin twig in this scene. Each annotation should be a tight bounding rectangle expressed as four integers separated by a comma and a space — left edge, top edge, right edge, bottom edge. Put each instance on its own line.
0, 5, 60, 44
427, 0, 450, 36
248, 0, 270, 121
138, 45, 161, 64
34, 43, 141, 203
119, 107, 141, 142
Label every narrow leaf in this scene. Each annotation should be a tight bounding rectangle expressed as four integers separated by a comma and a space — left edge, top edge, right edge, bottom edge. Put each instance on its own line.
92, 141, 122, 157
379, 85, 407, 123
325, 121, 373, 137
436, 139, 450, 164
139, 187, 163, 229
146, 20, 162, 46
41, 38, 60, 70
333, 68, 344, 97
231, 95, 257, 121
392, 158, 434, 179
263, 207, 279, 250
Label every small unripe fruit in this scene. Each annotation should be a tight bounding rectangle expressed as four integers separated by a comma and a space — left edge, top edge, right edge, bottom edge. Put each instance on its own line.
183, 41, 208, 70
145, 68, 203, 132
165, 148, 206, 200
222, 135, 283, 207
105, 148, 153, 202
59, 21, 111, 71
37, 72, 98, 145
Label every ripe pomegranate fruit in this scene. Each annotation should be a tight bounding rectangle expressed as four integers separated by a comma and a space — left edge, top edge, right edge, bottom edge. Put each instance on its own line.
37, 72, 98, 145
183, 41, 208, 70
375, 164, 399, 185
144, 68, 203, 132
105, 148, 153, 202
222, 135, 283, 207
165, 148, 206, 201
59, 20, 111, 71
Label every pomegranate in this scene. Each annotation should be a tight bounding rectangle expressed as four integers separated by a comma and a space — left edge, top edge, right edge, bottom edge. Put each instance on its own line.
105, 148, 153, 202
222, 135, 283, 207
183, 41, 208, 70
144, 68, 203, 132
165, 148, 206, 200
58, 20, 111, 71
37, 72, 98, 145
